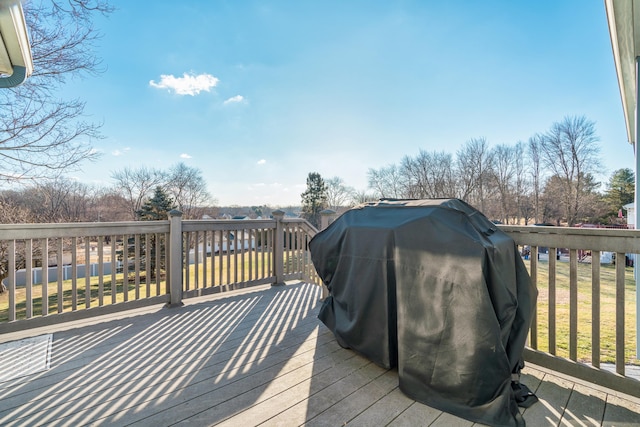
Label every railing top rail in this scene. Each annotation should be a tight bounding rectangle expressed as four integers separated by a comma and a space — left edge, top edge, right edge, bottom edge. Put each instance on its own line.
499, 224, 640, 253
499, 225, 640, 237
0, 221, 170, 239
0, 217, 320, 240
282, 218, 308, 224
282, 218, 318, 235
182, 219, 276, 232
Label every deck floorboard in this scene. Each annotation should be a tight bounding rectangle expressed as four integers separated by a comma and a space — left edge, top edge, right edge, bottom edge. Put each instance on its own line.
0, 282, 639, 426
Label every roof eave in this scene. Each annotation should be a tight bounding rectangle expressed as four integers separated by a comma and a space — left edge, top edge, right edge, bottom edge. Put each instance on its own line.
605, 0, 640, 146
0, 0, 33, 88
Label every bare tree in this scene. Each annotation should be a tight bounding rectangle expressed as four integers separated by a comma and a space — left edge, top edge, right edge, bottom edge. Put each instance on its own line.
538, 116, 602, 225
400, 152, 423, 198
491, 144, 517, 223
111, 166, 166, 220
0, 1, 113, 182
325, 176, 354, 210
34, 178, 92, 222
0, 179, 93, 222
166, 162, 214, 219
400, 150, 455, 199
512, 142, 533, 224
86, 187, 130, 222
367, 164, 405, 199
0, 193, 35, 292
528, 134, 543, 223
351, 190, 378, 205
455, 138, 495, 210
0, 192, 34, 224
454, 144, 478, 201
61, 181, 94, 221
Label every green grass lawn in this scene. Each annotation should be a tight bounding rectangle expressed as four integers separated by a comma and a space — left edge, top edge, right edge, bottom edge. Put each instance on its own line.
185, 250, 274, 287
529, 259, 638, 365
0, 250, 297, 322
0, 272, 167, 322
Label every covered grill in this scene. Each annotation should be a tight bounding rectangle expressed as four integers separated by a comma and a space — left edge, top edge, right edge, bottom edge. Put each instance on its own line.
309, 199, 537, 426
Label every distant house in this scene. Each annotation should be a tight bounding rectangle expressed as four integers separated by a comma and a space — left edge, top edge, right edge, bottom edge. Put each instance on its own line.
192, 229, 256, 259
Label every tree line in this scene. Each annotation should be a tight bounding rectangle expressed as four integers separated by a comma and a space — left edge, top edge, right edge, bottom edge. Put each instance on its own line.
0, 163, 216, 224
368, 116, 632, 225
301, 116, 635, 228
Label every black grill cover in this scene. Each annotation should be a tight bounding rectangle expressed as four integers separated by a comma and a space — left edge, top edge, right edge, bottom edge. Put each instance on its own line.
309, 199, 536, 427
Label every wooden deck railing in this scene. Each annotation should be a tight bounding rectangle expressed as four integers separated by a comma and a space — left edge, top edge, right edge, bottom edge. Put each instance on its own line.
1, 215, 638, 397
0, 210, 320, 333
500, 225, 640, 398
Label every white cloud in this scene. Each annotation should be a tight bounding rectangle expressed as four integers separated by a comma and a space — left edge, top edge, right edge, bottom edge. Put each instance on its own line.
257, 159, 266, 165
149, 72, 219, 96
180, 153, 192, 159
247, 182, 267, 191
224, 95, 245, 105
111, 147, 131, 156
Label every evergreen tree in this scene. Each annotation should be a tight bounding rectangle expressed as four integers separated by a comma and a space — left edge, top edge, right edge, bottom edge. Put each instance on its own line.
603, 168, 634, 218
119, 187, 176, 278
300, 172, 328, 228
136, 186, 176, 221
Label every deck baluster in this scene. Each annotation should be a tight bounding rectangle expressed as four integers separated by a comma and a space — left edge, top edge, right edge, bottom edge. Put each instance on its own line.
616, 251, 626, 376
570, 249, 578, 361
592, 249, 601, 368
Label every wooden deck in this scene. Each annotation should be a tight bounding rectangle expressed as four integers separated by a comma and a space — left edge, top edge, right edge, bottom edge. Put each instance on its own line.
1, 282, 639, 427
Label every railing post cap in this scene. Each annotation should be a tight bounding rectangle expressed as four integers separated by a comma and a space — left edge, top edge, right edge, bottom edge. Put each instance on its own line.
272, 210, 285, 218
168, 209, 183, 218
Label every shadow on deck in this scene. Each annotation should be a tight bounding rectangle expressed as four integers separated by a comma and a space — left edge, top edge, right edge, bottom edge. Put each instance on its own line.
0, 282, 639, 426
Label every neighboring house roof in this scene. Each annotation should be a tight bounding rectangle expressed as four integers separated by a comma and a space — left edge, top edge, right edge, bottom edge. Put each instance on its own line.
0, 0, 32, 88
605, 0, 640, 146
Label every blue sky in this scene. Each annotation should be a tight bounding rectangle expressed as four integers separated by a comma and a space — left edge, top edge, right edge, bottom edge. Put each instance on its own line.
65, 0, 632, 206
